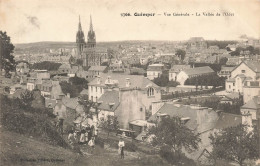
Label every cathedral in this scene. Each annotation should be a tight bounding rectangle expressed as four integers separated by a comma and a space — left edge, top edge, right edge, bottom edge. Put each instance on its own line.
76, 15, 108, 67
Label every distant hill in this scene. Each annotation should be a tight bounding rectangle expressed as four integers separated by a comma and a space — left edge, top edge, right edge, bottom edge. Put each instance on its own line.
14, 41, 77, 50
14, 40, 179, 51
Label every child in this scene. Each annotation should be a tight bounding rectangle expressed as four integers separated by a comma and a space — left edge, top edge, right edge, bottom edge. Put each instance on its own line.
79, 129, 86, 144
68, 130, 75, 145
88, 137, 95, 154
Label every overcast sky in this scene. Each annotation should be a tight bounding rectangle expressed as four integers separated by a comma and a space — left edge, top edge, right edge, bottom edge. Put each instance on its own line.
0, 0, 259, 43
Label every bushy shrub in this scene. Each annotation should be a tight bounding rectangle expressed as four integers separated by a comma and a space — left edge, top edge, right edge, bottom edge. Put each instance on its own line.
0, 94, 69, 148
159, 145, 196, 165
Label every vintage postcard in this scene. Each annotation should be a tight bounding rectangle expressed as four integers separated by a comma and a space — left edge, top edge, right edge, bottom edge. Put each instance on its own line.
0, 0, 259, 165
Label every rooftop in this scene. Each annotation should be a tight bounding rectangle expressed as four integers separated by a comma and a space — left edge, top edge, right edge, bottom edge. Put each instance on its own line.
182, 66, 215, 76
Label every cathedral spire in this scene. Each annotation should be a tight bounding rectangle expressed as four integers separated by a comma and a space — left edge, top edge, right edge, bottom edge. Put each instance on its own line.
78, 15, 82, 31
89, 15, 93, 32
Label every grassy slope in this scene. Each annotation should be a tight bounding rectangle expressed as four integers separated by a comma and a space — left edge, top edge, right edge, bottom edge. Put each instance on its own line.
0, 129, 168, 166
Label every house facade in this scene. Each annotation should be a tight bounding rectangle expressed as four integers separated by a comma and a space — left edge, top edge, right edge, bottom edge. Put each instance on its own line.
147, 64, 165, 80
176, 66, 215, 85
225, 61, 260, 93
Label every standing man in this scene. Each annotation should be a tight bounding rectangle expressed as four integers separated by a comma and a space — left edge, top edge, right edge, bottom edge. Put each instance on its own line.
118, 137, 125, 159
53, 98, 66, 134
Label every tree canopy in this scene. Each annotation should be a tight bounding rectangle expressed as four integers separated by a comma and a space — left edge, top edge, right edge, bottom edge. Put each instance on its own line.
99, 115, 119, 138
210, 124, 259, 166
60, 76, 88, 97
31, 61, 62, 71
149, 116, 201, 153
175, 49, 186, 61
0, 31, 15, 77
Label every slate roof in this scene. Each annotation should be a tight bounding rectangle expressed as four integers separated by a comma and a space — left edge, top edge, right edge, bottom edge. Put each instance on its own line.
88, 66, 108, 72
226, 78, 235, 82
80, 89, 88, 95
148, 103, 199, 131
221, 66, 235, 71
97, 90, 120, 112
147, 64, 164, 71
182, 66, 215, 76
241, 96, 260, 110
169, 65, 190, 72
62, 97, 79, 110
244, 61, 260, 73
59, 63, 71, 69
215, 112, 242, 129
89, 73, 159, 89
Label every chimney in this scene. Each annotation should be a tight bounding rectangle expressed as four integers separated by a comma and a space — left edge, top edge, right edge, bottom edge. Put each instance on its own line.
126, 78, 131, 87
97, 75, 101, 84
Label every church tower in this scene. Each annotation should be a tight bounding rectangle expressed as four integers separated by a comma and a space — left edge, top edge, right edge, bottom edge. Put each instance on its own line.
87, 15, 96, 48
76, 15, 85, 59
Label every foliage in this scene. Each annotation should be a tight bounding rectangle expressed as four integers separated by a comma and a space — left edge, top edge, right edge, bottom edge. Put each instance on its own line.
219, 57, 228, 65
31, 61, 62, 71
77, 98, 94, 115
175, 49, 186, 61
159, 145, 196, 165
206, 40, 237, 49
182, 96, 243, 115
184, 74, 225, 87
99, 115, 120, 138
60, 76, 88, 97
148, 116, 201, 153
153, 73, 169, 87
161, 86, 225, 100
69, 76, 88, 89
210, 124, 259, 166
190, 63, 222, 72
20, 90, 34, 108
0, 31, 15, 77
167, 80, 180, 87
230, 46, 260, 56
0, 94, 69, 148
76, 59, 83, 66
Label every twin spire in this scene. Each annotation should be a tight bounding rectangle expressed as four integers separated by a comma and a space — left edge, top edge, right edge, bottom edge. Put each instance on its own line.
78, 15, 93, 32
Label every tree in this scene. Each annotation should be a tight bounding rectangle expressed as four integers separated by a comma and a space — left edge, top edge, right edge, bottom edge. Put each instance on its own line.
210, 124, 259, 166
149, 116, 201, 154
0, 31, 15, 77
175, 49, 186, 61
20, 90, 34, 108
219, 57, 228, 65
100, 115, 119, 138
31, 61, 62, 71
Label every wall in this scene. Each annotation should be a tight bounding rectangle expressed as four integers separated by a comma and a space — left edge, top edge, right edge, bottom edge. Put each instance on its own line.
225, 81, 235, 92
88, 85, 105, 102
231, 63, 256, 79
116, 89, 146, 129
243, 87, 260, 104
176, 71, 189, 85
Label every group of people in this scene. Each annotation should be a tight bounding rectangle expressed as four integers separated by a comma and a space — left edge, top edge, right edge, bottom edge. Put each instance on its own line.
68, 126, 126, 159
68, 125, 97, 154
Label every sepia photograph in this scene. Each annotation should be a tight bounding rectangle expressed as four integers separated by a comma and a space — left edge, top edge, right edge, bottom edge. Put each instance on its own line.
0, 0, 260, 165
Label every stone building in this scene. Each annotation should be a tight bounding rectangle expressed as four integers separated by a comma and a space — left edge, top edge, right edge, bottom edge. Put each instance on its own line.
75, 15, 108, 67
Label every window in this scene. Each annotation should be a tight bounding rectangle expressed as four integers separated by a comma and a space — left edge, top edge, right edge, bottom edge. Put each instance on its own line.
140, 108, 143, 112
229, 85, 231, 89
241, 70, 245, 73
91, 86, 93, 92
91, 96, 93, 101
96, 87, 97, 92
100, 88, 102, 93
147, 87, 154, 96
233, 83, 235, 86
